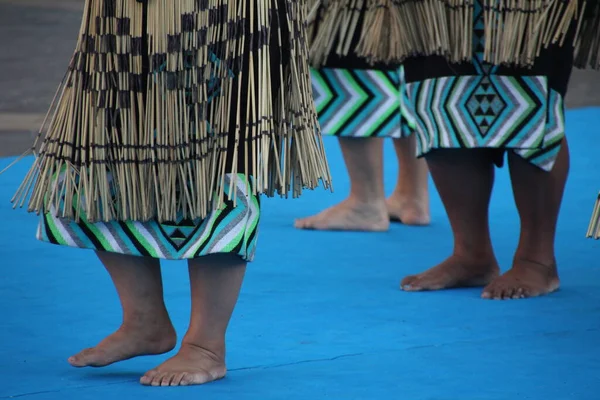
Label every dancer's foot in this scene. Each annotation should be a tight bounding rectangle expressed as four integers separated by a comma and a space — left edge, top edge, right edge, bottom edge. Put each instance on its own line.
401, 254, 500, 291
386, 194, 430, 226
68, 320, 176, 368
140, 342, 227, 386
294, 198, 389, 231
482, 258, 560, 300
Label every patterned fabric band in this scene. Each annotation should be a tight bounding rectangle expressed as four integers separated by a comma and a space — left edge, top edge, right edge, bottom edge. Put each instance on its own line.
310, 67, 414, 138
402, 74, 567, 172
38, 173, 261, 261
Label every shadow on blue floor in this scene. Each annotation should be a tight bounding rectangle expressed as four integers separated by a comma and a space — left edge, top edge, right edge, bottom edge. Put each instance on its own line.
1, 108, 599, 400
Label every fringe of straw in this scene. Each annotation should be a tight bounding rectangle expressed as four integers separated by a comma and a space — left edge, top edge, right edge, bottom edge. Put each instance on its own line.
308, 0, 600, 69
11, 0, 332, 223
587, 193, 600, 239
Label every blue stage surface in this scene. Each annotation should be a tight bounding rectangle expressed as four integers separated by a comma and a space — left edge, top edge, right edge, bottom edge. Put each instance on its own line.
1, 107, 599, 400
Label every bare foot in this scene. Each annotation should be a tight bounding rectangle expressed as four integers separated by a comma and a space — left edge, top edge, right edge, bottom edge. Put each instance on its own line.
386, 194, 430, 226
140, 342, 227, 386
294, 198, 389, 231
401, 254, 500, 291
68, 322, 177, 368
482, 259, 560, 300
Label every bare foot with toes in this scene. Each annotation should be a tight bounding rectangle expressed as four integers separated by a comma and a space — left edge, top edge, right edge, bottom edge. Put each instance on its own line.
401, 255, 500, 291
294, 199, 389, 231
68, 323, 177, 368
140, 342, 227, 386
482, 259, 560, 300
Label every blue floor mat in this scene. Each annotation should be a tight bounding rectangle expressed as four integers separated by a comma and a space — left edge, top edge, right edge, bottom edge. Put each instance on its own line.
0, 107, 599, 400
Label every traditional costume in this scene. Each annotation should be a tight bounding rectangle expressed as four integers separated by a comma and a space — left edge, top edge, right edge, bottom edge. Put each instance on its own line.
308, 1, 413, 141
11, 0, 332, 260
308, 0, 599, 236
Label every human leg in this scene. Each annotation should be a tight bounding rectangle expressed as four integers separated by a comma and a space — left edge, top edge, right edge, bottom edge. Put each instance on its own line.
400, 149, 500, 291
68, 252, 176, 367
140, 254, 246, 386
294, 137, 389, 231
482, 139, 569, 299
387, 135, 430, 225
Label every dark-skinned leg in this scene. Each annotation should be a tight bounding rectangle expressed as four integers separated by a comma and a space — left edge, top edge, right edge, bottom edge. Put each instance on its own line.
401, 149, 500, 291
482, 139, 569, 299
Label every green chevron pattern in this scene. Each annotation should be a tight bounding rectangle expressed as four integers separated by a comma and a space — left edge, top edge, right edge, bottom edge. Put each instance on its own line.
37, 173, 261, 261
311, 67, 412, 138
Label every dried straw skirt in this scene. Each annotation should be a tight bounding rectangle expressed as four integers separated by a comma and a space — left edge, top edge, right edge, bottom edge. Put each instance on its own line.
308, 6, 414, 141
400, 0, 575, 172
309, 0, 579, 170
13, 0, 332, 260
308, 0, 599, 236
588, 195, 600, 240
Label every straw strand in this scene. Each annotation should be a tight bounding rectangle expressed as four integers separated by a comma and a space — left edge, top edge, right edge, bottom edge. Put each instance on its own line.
10, 0, 332, 223
308, 0, 600, 70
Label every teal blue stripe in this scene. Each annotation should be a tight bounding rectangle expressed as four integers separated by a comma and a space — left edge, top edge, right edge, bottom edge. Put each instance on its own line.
202, 206, 245, 250
111, 221, 142, 254
67, 221, 97, 249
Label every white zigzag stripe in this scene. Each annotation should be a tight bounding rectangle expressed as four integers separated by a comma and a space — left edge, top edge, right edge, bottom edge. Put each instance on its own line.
488, 76, 546, 148
132, 222, 166, 258
355, 70, 399, 137
97, 224, 123, 253
432, 79, 450, 147
182, 208, 219, 258
181, 174, 253, 258
416, 80, 439, 149
446, 77, 477, 148
44, 206, 78, 247
321, 69, 363, 134
207, 177, 251, 254
544, 92, 565, 144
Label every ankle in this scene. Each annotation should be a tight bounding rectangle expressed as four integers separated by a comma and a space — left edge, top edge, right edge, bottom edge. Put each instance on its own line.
388, 189, 429, 205
513, 254, 557, 270
121, 309, 173, 331
452, 247, 496, 265
345, 195, 387, 210
514, 243, 556, 265
181, 338, 226, 361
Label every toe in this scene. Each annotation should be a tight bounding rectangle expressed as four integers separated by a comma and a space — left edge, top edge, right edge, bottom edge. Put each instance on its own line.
400, 275, 420, 291
294, 217, 314, 230
492, 288, 504, 300
521, 286, 534, 298
170, 372, 187, 386
68, 355, 83, 367
151, 372, 167, 387
481, 283, 497, 299
179, 373, 193, 386
160, 373, 175, 387
68, 348, 94, 367
481, 288, 492, 299
512, 287, 524, 299
140, 369, 159, 386
501, 286, 515, 300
